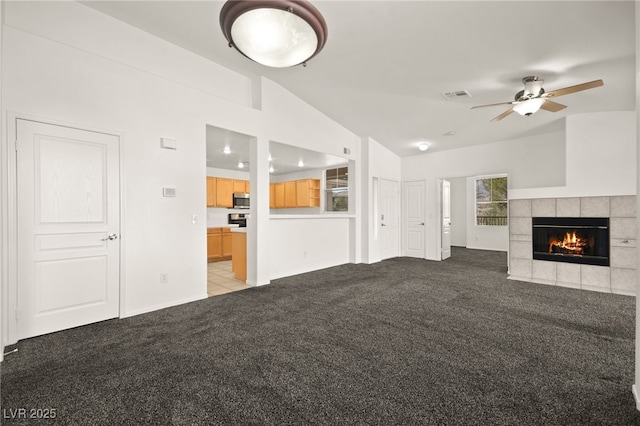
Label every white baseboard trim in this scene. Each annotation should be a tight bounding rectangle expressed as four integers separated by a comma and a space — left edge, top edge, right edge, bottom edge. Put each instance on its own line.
632, 385, 640, 411
120, 293, 208, 319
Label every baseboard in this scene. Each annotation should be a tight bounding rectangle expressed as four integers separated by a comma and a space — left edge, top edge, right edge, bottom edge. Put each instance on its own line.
120, 293, 208, 319
632, 385, 640, 411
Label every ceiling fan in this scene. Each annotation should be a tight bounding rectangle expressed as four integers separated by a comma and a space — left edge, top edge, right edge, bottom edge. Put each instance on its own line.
472, 76, 604, 122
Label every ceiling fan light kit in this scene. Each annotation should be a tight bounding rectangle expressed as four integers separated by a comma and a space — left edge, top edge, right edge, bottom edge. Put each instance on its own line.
472, 76, 603, 121
219, 0, 328, 68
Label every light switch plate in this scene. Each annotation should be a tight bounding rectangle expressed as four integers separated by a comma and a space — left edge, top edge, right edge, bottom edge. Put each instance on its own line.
163, 187, 176, 197
161, 137, 177, 150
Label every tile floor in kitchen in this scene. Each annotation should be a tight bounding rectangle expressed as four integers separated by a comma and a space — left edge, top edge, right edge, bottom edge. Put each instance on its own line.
207, 260, 250, 297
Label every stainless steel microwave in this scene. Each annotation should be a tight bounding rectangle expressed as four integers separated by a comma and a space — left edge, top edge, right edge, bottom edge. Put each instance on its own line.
233, 193, 250, 209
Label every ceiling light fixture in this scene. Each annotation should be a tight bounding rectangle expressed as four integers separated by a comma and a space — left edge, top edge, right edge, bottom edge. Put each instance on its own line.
269, 165, 275, 173
223, 146, 231, 154
418, 143, 429, 152
238, 161, 245, 168
513, 98, 544, 116
297, 160, 304, 167
219, 0, 328, 68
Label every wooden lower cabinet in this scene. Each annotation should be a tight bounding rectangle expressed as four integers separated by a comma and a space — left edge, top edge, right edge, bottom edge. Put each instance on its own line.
207, 227, 233, 262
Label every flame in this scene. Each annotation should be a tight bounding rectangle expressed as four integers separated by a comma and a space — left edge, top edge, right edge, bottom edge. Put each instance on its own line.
548, 231, 587, 255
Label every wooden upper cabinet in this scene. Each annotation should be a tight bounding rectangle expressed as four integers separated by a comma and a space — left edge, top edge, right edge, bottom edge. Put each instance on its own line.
284, 181, 297, 208
233, 179, 247, 194
274, 182, 285, 208
269, 183, 276, 208
216, 178, 234, 207
269, 178, 321, 209
296, 180, 310, 207
206, 177, 217, 207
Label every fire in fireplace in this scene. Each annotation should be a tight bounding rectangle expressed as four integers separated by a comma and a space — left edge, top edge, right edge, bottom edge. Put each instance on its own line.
532, 217, 610, 266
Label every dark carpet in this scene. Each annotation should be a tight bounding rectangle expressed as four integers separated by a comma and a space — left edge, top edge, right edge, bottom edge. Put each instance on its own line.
1, 247, 639, 425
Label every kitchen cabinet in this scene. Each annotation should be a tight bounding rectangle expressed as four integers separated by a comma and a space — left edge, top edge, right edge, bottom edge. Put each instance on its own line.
271, 182, 285, 208
270, 179, 321, 209
206, 177, 250, 207
206, 177, 216, 207
215, 178, 234, 208
284, 181, 297, 208
207, 227, 233, 261
233, 179, 250, 194
222, 228, 233, 257
296, 179, 320, 207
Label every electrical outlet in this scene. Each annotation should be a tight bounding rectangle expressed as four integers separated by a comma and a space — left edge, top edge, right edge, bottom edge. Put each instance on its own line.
160, 273, 168, 284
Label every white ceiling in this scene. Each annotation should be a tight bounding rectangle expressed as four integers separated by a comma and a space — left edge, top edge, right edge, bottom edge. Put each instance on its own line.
85, 1, 636, 162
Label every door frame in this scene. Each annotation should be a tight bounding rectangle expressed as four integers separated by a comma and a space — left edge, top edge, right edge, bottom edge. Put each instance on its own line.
3, 112, 125, 347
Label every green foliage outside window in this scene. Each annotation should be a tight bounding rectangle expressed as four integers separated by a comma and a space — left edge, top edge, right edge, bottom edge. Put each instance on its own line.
476, 176, 508, 226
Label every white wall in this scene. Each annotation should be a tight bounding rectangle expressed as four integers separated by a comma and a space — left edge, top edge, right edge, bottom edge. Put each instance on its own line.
0, 0, 4, 362
634, 0, 640, 411
510, 112, 636, 199
269, 217, 350, 280
1, 2, 363, 345
402, 131, 566, 258
362, 137, 402, 264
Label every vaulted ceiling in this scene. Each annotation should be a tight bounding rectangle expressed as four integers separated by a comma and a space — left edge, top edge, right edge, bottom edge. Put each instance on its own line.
85, 1, 636, 158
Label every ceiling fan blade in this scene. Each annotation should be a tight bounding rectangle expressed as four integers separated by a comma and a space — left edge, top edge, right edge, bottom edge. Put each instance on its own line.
540, 100, 567, 112
543, 79, 603, 98
471, 101, 515, 110
491, 108, 515, 122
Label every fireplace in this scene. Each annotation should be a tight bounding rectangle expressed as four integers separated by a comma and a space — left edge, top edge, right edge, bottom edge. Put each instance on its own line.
532, 217, 610, 266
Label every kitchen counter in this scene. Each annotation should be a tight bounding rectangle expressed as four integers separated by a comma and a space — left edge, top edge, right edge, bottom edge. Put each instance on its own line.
230, 227, 247, 233
207, 223, 240, 229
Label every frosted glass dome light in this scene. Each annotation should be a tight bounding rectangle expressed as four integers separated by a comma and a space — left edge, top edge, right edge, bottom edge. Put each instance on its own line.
513, 98, 544, 116
220, 0, 328, 68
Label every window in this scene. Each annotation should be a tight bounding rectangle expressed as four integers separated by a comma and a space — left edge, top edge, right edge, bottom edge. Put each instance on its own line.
325, 166, 348, 212
475, 176, 508, 226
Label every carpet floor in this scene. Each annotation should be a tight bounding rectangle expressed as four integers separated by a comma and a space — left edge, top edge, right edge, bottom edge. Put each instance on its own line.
1, 247, 639, 425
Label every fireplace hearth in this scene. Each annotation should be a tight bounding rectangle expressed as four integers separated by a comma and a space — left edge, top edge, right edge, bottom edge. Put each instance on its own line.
532, 217, 610, 266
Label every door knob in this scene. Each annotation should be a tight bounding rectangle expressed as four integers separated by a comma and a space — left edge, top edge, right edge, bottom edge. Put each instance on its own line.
101, 233, 118, 241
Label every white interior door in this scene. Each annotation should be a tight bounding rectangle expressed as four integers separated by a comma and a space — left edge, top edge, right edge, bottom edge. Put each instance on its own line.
403, 180, 425, 258
380, 179, 400, 260
17, 119, 120, 339
441, 179, 452, 260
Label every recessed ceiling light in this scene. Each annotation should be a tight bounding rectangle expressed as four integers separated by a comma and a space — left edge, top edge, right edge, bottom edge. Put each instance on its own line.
238, 161, 244, 168
223, 146, 231, 154
298, 160, 304, 167
268, 153, 273, 162
269, 165, 274, 173
418, 143, 429, 152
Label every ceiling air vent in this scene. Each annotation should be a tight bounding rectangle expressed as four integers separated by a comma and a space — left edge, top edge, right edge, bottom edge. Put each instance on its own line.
441, 90, 471, 100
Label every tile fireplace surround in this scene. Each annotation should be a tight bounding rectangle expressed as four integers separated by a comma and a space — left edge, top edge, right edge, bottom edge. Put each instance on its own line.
509, 196, 637, 296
